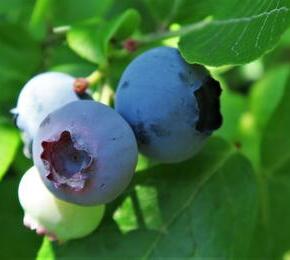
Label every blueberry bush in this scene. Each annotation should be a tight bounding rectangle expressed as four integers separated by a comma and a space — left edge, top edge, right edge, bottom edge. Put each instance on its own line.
1, 0, 290, 259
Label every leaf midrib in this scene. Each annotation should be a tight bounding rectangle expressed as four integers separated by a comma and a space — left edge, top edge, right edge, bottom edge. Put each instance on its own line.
142, 145, 235, 259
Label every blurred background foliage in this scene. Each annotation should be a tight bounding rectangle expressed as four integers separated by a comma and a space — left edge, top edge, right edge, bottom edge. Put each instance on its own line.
1, 0, 290, 259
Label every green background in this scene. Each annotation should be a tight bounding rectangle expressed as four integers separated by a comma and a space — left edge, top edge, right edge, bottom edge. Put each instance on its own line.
1, 0, 290, 259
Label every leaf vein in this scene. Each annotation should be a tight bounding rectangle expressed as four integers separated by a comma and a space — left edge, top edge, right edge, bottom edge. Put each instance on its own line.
212, 6, 289, 26
142, 147, 235, 259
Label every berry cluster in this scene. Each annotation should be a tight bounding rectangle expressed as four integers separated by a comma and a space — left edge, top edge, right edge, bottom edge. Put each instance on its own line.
14, 47, 222, 241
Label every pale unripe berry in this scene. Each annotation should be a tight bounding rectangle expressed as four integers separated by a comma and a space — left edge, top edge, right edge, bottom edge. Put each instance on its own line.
18, 166, 105, 241
12, 72, 86, 157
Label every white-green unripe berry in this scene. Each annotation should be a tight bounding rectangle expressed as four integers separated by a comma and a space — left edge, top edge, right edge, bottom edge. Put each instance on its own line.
18, 166, 105, 241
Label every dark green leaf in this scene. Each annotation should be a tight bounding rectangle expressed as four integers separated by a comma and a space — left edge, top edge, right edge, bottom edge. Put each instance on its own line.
178, 0, 290, 66
53, 138, 257, 258
215, 77, 247, 142
249, 158, 290, 258
107, 0, 156, 33
0, 176, 42, 259
245, 66, 290, 258
239, 65, 290, 168
0, 0, 23, 13
263, 27, 290, 69
261, 70, 290, 170
67, 9, 140, 65
0, 23, 41, 115
0, 0, 34, 25
250, 65, 290, 131
143, 0, 179, 27
0, 121, 20, 181
29, 0, 52, 39
51, 0, 113, 26
143, 0, 209, 27
50, 63, 95, 78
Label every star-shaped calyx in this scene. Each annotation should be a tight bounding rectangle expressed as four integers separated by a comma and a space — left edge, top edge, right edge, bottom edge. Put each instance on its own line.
40, 130, 93, 191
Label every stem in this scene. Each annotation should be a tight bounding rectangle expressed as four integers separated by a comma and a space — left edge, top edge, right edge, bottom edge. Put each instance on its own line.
53, 25, 71, 35
136, 17, 212, 44
98, 83, 114, 106
161, 0, 183, 30
86, 71, 103, 86
29, 0, 52, 31
74, 70, 103, 94
131, 189, 146, 229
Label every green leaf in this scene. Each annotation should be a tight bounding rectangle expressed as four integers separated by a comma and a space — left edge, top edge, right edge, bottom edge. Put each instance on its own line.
51, 0, 113, 26
0, 176, 42, 259
0, 23, 41, 115
143, 0, 209, 27
239, 65, 290, 168
214, 77, 247, 142
0, 121, 20, 181
249, 158, 290, 258
261, 70, 290, 170
143, 0, 180, 26
10, 145, 33, 178
0, 1, 36, 27
136, 153, 159, 172
242, 66, 290, 258
263, 27, 290, 69
53, 137, 257, 258
107, 0, 156, 33
29, 0, 52, 39
0, 0, 23, 13
265, 160, 290, 257
50, 63, 96, 78
48, 42, 95, 69
250, 65, 290, 131
67, 9, 140, 65
178, 0, 290, 66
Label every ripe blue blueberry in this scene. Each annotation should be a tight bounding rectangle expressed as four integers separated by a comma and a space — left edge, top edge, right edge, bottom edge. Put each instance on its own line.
12, 72, 86, 157
33, 100, 138, 205
115, 47, 222, 163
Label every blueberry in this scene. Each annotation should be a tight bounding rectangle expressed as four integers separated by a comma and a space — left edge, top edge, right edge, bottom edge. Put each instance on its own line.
12, 72, 83, 157
18, 166, 105, 241
33, 100, 138, 205
115, 47, 222, 163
